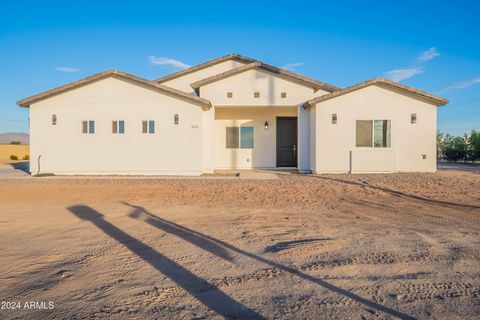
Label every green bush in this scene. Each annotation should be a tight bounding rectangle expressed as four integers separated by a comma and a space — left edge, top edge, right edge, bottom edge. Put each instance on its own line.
10, 141, 21, 145
22, 155, 30, 160
443, 135, 467, 162
10, 155, 18, 160
468, 130, 480, 161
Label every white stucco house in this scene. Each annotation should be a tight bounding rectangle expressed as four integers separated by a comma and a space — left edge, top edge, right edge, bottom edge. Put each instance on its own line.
17, 54, 448, 175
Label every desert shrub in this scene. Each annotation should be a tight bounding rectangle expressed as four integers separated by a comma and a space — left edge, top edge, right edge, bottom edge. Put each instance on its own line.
10, 141, 21, 145
22, 155, 30, 160
443, 135, 467, 162
468, 130, 480, 161
10, 155, 18, 160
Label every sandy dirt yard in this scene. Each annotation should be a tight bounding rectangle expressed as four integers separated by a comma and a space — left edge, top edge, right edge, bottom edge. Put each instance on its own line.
0, 170, 479, 320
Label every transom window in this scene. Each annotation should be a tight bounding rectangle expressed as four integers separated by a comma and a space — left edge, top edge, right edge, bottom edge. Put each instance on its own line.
142, 120, 155, 134
112, 120, 125, 134
356, 120, 391, 148
82, 120, 95, 134
226, 126, 254, 149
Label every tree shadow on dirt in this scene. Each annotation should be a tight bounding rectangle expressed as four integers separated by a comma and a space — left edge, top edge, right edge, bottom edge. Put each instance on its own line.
123, 202, 416, 320
263, 238, 332, 253
67, 205, 264, 320
309, 175, 480, 211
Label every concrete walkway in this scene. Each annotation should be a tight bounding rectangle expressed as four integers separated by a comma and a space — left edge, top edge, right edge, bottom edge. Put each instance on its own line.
0, 161, 30, 179
438, 162, 480, 173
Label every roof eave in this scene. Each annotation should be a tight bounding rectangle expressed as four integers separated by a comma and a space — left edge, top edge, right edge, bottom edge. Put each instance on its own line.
16, 70, 213, 110
305, 79, 448, 107
190, 62, 338, 92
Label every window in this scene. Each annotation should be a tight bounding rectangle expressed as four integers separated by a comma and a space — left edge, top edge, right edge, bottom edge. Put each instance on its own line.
240, 127, 254, 148
174, 114, 179, 125
82, 120, 95, 134
374, 120, 391, 147
356, 120, 372, 147
89, 120, 95, 134
281, 92, 287, 98
411, 113, 417, 124
142, 120, 155, 133
226, 127, 239, 148
254, 92, 260, 98
227, 92, 233, 98
226, 126, 254, 149
332, 113, 337, 124
356, 120, 391, 148
52, 114, 57, 125
112, 120, 125, 134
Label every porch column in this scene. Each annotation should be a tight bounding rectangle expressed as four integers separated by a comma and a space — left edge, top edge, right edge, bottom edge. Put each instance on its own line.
297, 105, 311, 173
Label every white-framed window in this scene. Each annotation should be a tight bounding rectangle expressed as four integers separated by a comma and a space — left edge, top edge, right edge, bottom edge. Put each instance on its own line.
281, 92, 287, 98
52, 114, 57, 125
174, 114, 179, 125
356, 120, 391, 148
411, 113, 417, 124
142, 120, 155, 134
254, 92, 260, 98
227, 92, 233, 98
332, 113, 337, 124
226, 126, 254, 149
112, 120, 125, 134
82, 120, 95, 134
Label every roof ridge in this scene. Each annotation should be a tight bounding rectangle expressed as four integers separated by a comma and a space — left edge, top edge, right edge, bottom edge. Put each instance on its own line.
154, 53, 257, 83
17, 69, 212, 110
190, 60, 339, 92
305, 78, 448, 107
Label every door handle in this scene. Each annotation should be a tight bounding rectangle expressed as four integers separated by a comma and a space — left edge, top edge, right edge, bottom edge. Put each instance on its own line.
293, 145, 296, 157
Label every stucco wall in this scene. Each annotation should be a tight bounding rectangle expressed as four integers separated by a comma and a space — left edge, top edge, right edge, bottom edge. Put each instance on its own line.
214, 107, 297, 169
29, 77, 206, 175
0, 145, 29, 160
313, 85, 437, 173
161, 60, 247, 94
199, 69, 329, 106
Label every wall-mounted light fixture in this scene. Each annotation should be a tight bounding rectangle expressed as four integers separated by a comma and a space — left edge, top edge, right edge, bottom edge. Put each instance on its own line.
264, 121, 269, 130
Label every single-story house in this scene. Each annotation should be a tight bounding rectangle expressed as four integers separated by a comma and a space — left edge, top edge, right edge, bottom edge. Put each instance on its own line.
17, 54, 448, 175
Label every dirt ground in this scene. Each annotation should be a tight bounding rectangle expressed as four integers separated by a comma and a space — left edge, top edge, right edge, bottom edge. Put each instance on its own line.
0, 170, 479, 320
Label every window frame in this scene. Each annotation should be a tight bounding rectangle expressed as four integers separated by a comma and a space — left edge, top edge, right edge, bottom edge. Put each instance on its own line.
240, 126, 254, 149
148, 120, 155, 134
226, 126, 254, 149
82, 120, 95, 134
226, 127, 239, 149
355, 119, 391, 148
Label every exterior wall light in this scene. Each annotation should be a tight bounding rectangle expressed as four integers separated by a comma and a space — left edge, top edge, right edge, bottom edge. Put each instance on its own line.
264, 121, 269, 130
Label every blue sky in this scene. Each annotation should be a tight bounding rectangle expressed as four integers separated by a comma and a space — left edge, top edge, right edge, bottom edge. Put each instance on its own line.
0, 0, 478, 135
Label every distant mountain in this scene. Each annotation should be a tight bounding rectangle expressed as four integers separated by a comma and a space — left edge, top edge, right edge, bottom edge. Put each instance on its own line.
0, 132, 29, 144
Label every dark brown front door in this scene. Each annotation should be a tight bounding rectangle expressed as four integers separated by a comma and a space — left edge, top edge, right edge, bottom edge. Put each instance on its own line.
276, 117, 297, 167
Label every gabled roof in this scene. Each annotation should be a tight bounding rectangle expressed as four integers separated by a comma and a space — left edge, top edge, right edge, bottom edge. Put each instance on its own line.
154, 53, 256, 83
304, 78, 448, 107
17, 70, 212, 110
190, 61, 339, 93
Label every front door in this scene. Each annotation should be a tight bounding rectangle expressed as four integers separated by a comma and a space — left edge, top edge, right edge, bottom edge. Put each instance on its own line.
276, 117, 297, 167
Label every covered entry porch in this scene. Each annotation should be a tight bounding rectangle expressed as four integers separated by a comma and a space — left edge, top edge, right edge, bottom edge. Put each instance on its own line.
214, 107, 301, 169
